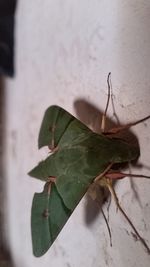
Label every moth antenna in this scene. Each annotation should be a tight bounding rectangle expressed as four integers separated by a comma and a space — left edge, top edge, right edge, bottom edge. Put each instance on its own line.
106, 179, 150, 254
105, 72, 111, 117
101, 72, 111, 132
109, 77, 120, 126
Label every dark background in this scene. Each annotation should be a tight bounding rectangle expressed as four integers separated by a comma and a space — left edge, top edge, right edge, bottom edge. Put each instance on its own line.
0, 1, 16, 266
0, 0, 17, 76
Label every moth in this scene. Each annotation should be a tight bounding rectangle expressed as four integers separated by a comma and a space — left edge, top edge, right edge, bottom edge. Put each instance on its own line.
29, 74, 150, 257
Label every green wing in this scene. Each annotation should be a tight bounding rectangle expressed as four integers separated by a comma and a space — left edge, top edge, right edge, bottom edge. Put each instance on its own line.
29, 106, 140, 256
31, 183, 71, 257
38, 105, 89, 149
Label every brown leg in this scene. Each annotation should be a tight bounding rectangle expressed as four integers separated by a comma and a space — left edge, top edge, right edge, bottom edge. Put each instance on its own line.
94, 163, 114, 182
106, 178, 150, 254
104, 115, 150, 135
105, 171, 150, 180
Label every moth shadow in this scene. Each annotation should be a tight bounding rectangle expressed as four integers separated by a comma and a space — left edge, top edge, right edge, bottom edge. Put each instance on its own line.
74, 98, 142, 225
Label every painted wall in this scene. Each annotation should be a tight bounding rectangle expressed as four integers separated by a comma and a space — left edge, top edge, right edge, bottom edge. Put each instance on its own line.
4, 1, 150, 266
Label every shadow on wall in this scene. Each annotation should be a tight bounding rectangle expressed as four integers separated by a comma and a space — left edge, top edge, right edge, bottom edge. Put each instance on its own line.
0, 80, 14, 266
74, 98, 141, 225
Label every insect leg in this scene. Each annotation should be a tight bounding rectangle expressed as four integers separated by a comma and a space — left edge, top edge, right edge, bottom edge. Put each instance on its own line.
88, 182, 112, 247
104, 115, 150, 135
105, 172, 150, 180
106, 178, 150, 254
101, 207, 112, 247
94, 162, 113, 182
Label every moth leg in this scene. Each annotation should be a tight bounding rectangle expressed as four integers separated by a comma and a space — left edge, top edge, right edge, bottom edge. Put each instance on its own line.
106, 194, 111, 223
105, 171, 150, 180
106, 178, 150, 254
104, 115, 150, 135
88, 182, 112, 246
101, 207, 112, 247
94, 162, 113, 182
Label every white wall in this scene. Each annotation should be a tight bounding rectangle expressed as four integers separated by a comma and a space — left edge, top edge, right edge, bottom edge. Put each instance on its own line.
4, 1, 150, 266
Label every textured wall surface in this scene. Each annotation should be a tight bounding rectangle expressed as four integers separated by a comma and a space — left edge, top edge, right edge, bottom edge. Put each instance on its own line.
4, 1, 150, 266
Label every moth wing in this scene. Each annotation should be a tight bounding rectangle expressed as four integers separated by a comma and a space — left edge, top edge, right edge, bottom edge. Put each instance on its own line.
28, 154, 57, 182
38, 106, 75, 149
31, 183, 71, 257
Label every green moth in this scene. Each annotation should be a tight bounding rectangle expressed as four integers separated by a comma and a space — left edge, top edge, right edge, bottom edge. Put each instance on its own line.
29, 87, 150, 257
